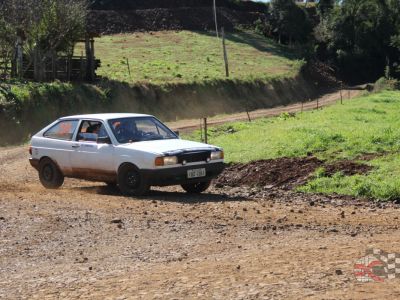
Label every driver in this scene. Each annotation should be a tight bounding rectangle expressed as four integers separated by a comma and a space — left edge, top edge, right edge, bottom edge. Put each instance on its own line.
114, 120, 139, 142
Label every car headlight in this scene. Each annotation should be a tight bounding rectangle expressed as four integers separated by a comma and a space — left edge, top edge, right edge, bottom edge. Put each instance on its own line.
210, 150, 224, 160
155, 156, 178, 166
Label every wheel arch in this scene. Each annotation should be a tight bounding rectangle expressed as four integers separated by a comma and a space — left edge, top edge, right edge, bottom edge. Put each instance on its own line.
118, 162, 140, 174
39, 156, 63, 174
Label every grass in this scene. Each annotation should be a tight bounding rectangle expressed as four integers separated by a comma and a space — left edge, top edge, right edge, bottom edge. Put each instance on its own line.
184, 90, 400, 201
76, 30, 303, 84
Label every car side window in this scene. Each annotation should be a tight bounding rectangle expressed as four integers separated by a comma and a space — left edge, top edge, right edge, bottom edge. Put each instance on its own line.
77, 120, 109, 142
43, 120, 78, 140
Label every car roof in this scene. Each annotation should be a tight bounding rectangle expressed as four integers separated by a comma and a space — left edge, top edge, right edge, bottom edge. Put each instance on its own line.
59, 113, 153, 121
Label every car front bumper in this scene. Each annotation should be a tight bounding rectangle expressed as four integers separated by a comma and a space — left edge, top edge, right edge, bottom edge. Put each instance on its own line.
142, 162, 225, 186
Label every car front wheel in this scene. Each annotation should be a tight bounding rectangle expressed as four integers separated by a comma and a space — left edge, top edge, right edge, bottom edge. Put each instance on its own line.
39, 158, 64, 189
181, 181, 211, 194
118, 164, 149, 196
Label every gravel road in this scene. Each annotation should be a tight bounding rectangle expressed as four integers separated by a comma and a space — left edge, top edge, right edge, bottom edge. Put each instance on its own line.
1, 146, 400, 299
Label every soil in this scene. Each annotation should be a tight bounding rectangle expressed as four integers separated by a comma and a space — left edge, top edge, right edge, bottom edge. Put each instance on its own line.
88, 7, 264, 34
216, 156, 323, 190
324, 160, 373, 177
1, 146, 400, 299
215, 157, 373, 190
87, 0, 267, 34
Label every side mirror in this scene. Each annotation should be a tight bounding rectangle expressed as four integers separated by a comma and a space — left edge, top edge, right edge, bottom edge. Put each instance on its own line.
97, 136, 112, 144
174, 131, 180, 137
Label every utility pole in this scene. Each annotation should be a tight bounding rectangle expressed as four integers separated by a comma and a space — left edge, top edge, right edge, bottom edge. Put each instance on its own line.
213, 0, 219, 38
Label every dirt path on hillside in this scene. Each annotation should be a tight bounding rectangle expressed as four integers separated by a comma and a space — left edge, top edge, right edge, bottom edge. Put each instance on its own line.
168, 87, 365, 133
1, 145, 400, 299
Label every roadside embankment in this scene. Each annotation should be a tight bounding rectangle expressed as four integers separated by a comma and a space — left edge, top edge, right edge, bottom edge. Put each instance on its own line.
0, 74, 320, 145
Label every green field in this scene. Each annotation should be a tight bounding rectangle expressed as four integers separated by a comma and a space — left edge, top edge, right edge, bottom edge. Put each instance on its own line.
185, 90, 400, 201
82, 30, 302, 84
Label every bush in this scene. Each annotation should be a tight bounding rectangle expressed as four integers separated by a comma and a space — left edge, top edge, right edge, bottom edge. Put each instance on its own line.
374, 77, 400, 92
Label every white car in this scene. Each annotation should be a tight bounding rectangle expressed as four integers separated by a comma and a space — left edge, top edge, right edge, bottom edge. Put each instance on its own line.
29, 113, 225, 196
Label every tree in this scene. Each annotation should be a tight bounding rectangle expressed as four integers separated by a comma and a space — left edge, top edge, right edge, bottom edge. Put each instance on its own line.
314, 0, 400, 82
269, 0, 312, 45
317, 0, 334, 17
0, 0, 87, 81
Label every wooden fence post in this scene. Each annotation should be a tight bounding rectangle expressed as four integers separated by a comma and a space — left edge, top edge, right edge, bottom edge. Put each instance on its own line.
221, 27, 229, 77
67, 56, 71, 81
200, 119, 203, 142
90, 38, 95, 81
126, 58, 131, 77
246, 109, 251, 122
80, 52, 84, 81
203, 118, 208, 144
340, 83, 343, 104
52, 51, 57, 80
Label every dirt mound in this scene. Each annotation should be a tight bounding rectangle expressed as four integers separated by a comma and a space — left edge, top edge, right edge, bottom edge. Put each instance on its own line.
88, 8, 264, 34
324, 161, 373, 176
216, 157, 323, 190
216, 157, 373, 190
90, 0, 267, 12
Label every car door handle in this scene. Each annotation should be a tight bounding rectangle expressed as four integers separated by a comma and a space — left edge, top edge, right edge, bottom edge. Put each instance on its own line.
72, 144, 80, 148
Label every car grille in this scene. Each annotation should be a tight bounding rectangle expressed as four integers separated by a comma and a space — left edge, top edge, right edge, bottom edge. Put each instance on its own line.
177, 151, 211, 164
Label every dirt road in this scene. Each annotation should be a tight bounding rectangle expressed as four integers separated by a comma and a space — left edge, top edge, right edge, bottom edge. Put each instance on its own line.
1, 145, 400, 299
168, 87, 364, 133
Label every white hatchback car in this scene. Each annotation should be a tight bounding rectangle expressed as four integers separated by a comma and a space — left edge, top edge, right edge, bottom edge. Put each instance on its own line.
29, 113, 225, 196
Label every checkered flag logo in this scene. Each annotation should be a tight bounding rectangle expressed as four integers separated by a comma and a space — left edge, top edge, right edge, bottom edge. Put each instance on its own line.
354, 248, 400, 282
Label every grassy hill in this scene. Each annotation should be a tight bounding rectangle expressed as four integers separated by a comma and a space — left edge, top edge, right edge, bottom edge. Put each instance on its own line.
82, 30, 303, 84
185, 90, 400, 201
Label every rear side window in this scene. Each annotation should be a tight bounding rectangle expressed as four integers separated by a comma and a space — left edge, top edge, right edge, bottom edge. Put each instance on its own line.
43, 120, 78, 141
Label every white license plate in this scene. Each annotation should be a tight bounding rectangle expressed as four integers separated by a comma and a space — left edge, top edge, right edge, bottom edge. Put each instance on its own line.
187, 168, 206, 179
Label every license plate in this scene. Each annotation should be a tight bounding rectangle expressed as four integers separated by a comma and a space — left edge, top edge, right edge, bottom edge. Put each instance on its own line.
187, 168, 206, 179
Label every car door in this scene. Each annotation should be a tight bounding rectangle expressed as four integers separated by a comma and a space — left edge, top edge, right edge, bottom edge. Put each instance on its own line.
40, 119, 80, 175
70, 120, 116, 180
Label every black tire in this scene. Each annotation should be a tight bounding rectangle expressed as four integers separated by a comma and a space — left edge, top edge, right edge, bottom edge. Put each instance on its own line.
39, 158, 64, 189
105, 182, 118, 189
117, 164, 149, 196
181, 181, 211, 194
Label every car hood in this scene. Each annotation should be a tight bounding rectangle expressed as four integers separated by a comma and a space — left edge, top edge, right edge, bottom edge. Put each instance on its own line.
118, 139, 219, 154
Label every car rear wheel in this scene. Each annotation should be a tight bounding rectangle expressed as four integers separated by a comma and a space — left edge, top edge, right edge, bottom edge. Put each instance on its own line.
39, 158, 64, 189
181, 181, 211, 194
105, 182, 117, 188
118, 164, 149, 196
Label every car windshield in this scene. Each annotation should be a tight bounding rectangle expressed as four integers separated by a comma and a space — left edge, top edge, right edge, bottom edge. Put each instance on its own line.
108, 117, 178, 144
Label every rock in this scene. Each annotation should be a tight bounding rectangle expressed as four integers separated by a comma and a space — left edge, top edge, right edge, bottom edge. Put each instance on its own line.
309, 201, 315, 206
236, 265, 241, 270
111, 219, 122, 224
350, 232, 358, 237
335, 269, 343, 275
340, 211, 345, 218
277, 216, 287, 223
